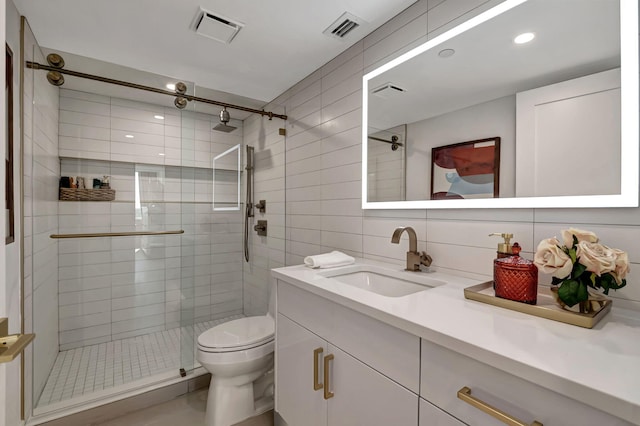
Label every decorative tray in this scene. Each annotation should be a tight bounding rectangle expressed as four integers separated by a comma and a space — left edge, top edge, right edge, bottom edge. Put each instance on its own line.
463, 282, 612, 329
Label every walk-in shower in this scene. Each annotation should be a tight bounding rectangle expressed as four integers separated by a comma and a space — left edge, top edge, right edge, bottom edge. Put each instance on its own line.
21, 38, 286, 424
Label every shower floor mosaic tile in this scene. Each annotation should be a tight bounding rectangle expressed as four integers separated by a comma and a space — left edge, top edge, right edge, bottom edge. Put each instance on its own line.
37, 315, 243, 408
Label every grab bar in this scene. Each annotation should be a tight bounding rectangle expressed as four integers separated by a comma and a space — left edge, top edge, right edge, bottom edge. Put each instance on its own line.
50, 230, 184, 239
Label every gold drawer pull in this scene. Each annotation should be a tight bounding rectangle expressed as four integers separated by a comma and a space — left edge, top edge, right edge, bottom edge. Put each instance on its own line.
323, 354, 334, 400
313, 347, 323, 391
457, 387, 543, 426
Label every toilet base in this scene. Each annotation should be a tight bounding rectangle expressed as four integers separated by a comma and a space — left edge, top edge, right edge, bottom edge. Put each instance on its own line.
205, 369, 274, 426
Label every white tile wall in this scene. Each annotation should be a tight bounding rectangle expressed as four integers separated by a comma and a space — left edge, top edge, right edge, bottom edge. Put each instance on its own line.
53, 91, 245, 349
243, 110, 287, 316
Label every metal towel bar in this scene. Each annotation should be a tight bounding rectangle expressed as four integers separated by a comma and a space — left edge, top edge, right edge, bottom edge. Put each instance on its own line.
50, 230, 184, 239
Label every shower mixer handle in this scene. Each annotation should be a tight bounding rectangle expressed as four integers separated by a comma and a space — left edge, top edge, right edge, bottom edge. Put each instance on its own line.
255, 200, 266, 214
254, 220, 268, 237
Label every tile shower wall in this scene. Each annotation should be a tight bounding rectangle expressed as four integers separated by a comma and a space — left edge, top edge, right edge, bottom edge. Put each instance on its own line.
242, 113, 287, 316
56, 91, 244, 349
22, 17, 61, 413
257, 0, 640, 311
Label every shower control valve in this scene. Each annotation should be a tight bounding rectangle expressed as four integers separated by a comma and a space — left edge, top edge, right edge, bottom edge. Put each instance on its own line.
254, 220, 268, 237
255, 200, 266, 214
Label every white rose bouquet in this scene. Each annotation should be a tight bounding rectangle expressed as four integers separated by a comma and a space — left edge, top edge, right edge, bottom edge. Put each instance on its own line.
534, 228, 629, 308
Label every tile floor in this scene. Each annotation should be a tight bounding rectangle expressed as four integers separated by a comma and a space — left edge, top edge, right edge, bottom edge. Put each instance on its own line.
38, 315, 243, 407
94, 388, 274, 426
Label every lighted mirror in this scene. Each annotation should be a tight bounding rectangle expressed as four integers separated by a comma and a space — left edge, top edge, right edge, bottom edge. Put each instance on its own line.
362, 0, 638, 209
212, 143, 241, 211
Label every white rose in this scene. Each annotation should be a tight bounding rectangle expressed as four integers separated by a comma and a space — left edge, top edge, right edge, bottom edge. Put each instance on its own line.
610, 247, 630, 284
562, 228, 599, 248
576, 241, 615, 276
534, 237, 573, 279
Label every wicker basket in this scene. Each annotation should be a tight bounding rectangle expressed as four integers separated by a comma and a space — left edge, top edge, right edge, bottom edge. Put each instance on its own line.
59, 188, 116, 201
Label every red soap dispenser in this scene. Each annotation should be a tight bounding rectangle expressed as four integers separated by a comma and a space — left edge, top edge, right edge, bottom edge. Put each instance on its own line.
493, 243, 538, 304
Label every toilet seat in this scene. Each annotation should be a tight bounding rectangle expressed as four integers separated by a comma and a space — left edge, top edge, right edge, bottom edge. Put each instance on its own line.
198, 316, 274, 353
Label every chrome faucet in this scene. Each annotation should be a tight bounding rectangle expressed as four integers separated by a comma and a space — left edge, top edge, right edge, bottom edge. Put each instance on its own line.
391, 226, 433, 271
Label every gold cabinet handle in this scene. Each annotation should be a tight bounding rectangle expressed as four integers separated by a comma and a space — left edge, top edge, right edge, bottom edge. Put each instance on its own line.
323, 354, 334, 399
457, 387, 543, 426
313, 347, 324, 391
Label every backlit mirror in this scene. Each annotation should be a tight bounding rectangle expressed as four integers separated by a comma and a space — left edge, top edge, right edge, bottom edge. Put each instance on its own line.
362, 0, 638, 209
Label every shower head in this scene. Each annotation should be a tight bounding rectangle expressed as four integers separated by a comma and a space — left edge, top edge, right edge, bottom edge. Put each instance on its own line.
214, 107, 237, 132
213, 123, 237, 132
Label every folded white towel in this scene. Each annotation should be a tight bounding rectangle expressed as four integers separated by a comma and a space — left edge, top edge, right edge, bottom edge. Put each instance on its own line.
304, 251, 355, 269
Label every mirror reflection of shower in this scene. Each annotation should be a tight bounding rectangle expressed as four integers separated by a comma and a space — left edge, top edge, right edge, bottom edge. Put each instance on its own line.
244, 145, 255, 261
367, 124, 407, 202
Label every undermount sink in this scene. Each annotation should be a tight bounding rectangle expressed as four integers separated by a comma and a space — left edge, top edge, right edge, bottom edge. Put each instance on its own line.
318, 265, 445, 297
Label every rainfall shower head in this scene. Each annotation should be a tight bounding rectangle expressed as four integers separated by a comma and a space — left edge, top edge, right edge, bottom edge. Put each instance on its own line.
213, 107, 237, 132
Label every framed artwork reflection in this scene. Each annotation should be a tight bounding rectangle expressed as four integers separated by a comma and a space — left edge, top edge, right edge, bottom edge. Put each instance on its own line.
430, 137, 500, 200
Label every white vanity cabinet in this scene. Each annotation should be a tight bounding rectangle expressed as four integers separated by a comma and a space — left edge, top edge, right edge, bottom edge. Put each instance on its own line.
272, 262, 640, 426
276, 281, 420, 426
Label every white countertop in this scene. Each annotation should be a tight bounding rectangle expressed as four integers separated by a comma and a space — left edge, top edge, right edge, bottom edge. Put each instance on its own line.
271, 258, 640, 425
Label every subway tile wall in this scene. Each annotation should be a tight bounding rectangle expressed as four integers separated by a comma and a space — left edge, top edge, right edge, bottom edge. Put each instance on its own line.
54, 90, 244, 350
242, 112, 287, 316
247, 0, 640, 314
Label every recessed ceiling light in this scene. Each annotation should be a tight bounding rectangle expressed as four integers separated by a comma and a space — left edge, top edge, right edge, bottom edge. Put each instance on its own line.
154, 115, 165, 120
438, 48, 455, 58
514, 32, 535, 44
125, 134, 134, 138
158, 153, 165, 156
166, 83, 176, 90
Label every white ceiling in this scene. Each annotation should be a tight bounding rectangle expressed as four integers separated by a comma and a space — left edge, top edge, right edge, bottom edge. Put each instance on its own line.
13, 0, 417, 106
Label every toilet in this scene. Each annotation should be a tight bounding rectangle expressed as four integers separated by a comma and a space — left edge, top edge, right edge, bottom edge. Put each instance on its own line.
197, 314, 275, 426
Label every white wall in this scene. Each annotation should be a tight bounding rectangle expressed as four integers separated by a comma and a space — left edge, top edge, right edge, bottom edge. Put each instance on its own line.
242, 112, 287, 316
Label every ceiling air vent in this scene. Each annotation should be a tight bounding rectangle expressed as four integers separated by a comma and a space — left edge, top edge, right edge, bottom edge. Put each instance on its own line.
323, 12, 364, 40
194, 8, 244, 44
372, 83, 406, 99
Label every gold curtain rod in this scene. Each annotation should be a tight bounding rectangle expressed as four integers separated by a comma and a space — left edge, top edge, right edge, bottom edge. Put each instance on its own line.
26, 61, 287, 121
50, 230, 185, 239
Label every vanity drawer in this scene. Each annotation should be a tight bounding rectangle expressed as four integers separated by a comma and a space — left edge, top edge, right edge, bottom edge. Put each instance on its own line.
420, 398, 466, 426
277, 280, 420, 393
420, 339, 634, 426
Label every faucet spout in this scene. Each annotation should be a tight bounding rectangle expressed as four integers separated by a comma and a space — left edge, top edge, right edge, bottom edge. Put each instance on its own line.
391, 226, 418, 252
391, 226, 433, 271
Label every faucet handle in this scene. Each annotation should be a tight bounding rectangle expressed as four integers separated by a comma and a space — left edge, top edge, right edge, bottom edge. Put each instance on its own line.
420, 252, 433, 267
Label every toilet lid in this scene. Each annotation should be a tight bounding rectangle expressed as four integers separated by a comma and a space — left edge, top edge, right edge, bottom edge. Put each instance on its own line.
198, 315, 275, 349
